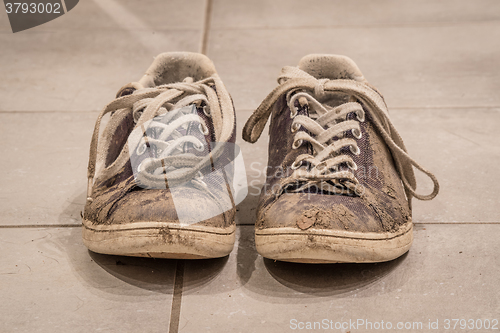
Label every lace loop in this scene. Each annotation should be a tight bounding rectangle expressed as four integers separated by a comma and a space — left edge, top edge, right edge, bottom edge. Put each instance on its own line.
314, 78, 329, 98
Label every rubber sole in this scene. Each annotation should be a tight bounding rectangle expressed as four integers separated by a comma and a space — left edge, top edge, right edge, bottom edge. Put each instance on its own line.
255, 222, 413, 263
82, 219, 235, 259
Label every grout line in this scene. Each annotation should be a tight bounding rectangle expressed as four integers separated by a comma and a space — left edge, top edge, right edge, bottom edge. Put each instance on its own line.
236, 222, 500, 226
413, 222, 500, 225
200, 0, 213, 55
0, 224, 82, 229
0, 110, 100, 113
237, 106, 500, 113
0, 107, 498, 114
391, 105, 500, 110
0, 28, 201, 35
169, 259, 185, 333
209, 18, 500, 31
60, 0, 68, 13
0, 222, 497, 229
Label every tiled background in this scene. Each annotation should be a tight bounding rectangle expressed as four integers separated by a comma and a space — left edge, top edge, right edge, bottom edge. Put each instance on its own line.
0, 1, 499, 332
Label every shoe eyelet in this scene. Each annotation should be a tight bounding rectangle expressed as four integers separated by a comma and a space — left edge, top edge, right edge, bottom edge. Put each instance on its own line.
292, 139, 303, 149
194, 171, 204, 180
352, 128, 362, 139
316, 163, 326, 171
133, 110, 144, 123
194, 142, 205, 151
137, 142, 147, 156
356, 110, 365, 122
354, 183, 366, 196
291, 123, 300, 133
203, 105, 211, 117
199, 123, 209, 136
350, 144, 360, 155
291, 160, 303, 170
348, 161, 358, 170
137, 161, 145, 173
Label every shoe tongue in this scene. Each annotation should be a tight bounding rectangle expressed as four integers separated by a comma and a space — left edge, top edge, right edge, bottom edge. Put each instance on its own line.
297, 54, 365, 113
137, 52, 217, 88
298, 92, 350, 120
298, 54, 366, 82
316, 92, 351, 112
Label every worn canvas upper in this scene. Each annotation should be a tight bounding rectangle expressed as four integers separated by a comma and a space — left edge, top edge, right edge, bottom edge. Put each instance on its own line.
243, 54, 439, 234
84, 52, 236, 228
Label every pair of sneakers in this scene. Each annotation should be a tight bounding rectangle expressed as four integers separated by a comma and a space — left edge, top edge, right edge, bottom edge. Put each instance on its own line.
82, 52, 439, 263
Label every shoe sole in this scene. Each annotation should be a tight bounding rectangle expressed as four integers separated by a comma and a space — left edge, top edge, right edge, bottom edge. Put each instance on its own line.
82, 219, 235, 259
255, 222, 413, 263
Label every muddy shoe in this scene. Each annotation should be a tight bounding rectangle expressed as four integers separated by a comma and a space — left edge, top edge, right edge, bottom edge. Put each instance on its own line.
83, 52, 239, 259
243, 54, 439, 263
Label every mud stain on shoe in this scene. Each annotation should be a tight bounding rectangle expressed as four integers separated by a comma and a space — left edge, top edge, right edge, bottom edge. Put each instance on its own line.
362, 190, 392, 232
297, 209, 317, 230
159, 226, 173, 243
297, 205, 355, 230
383, 184, 397, 199
362, 189, 408, 233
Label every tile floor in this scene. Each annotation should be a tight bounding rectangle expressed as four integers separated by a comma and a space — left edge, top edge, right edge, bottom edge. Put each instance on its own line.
0, 1, 499, 332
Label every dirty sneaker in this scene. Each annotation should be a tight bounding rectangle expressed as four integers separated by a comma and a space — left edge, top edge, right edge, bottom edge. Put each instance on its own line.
83, 52, 240, 259
243, 54, 439, 263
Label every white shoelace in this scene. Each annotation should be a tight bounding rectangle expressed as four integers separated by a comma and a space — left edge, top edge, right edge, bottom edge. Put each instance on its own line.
286, 91, 366, 194
243, 66, 439, 205
130, 94, 210, 188
87, 75, 234, 201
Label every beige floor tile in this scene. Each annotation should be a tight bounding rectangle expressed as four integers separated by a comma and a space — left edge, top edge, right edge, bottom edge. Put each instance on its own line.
0, 1, 205, 112
0, 227, 177, 332
179, 225, 500, 332
208, 22, 500, 111
235, 110, 268, 225
0, 30, 200, 112
212, 0, 500, 29
392, 107, 500, 223
0, 113, 93, 225
0, 0, 205, 33
0, 11, 9, 32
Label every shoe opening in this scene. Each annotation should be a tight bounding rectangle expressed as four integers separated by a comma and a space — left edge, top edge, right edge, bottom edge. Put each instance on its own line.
138, 52, 217, 88
298, 54, 367, 82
